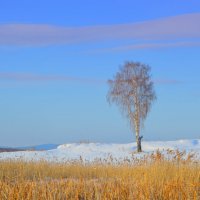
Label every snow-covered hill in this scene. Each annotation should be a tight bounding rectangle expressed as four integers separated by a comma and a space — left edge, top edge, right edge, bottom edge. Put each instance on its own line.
0, 139, 199, 162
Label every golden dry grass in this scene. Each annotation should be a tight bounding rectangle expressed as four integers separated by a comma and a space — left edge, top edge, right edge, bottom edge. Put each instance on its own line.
0, 150, 199, 200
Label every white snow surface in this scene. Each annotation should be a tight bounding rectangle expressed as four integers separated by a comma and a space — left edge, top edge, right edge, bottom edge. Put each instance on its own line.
0, 139, 199, 163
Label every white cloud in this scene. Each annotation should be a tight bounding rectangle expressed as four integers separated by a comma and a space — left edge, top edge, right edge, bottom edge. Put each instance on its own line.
0, 13, 200, 46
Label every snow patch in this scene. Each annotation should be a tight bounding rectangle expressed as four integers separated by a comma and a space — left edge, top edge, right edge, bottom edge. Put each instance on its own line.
0, 139, 199, 162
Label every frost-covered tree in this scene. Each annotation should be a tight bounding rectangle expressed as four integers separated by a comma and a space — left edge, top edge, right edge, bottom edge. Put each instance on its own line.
107, 61, 156, 152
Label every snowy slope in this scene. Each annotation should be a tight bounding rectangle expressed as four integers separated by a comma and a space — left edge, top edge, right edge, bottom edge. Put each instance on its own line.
0, 139, 199, 162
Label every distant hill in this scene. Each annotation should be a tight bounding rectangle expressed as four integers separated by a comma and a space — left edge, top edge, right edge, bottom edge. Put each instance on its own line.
19, 144, 59, 151
0, 148, 24, 152
0, 144, 59, 152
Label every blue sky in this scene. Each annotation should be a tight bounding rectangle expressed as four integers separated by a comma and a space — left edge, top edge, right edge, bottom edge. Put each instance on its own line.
0, 0, 200, 146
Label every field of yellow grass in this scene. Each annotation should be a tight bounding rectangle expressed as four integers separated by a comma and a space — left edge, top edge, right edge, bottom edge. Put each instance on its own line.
0, 150, 199, 200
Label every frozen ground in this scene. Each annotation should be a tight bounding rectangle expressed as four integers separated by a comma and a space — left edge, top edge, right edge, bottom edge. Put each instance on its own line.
0, 139, 199, 162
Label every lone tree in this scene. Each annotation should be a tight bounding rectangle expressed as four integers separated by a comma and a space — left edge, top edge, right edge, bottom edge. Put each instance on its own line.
107, 61, 156, 152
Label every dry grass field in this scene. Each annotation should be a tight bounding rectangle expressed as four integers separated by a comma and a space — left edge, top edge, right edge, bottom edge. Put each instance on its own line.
0, 150, 199, 200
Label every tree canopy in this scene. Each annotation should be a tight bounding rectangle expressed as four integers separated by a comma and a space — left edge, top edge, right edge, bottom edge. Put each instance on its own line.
107, 61, 156, 152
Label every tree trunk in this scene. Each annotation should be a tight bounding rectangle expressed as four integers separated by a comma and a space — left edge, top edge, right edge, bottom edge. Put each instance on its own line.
134, 109, 142, 152
136, 135, 143, 152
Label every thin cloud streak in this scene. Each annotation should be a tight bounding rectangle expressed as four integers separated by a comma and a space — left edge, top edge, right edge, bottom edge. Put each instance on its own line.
100, 41, 200, 52
0, 72, 104, 85
154, 79, 182, 85
0, 72, 182, 86
0, 13, 200, 46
